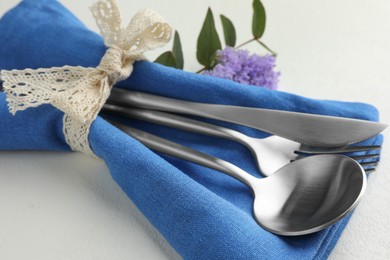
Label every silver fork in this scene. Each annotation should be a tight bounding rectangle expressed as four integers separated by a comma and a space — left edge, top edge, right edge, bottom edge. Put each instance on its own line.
102, 104, 381, 175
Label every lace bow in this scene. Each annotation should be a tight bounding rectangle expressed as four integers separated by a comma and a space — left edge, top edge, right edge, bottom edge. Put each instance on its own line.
0, 0, 172, 155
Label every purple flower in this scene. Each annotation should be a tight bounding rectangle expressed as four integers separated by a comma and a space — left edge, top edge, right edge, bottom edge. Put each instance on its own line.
203, 47, 280, 90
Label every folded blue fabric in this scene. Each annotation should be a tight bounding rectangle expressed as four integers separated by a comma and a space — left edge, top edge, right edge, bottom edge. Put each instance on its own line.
0, 0, 383, 259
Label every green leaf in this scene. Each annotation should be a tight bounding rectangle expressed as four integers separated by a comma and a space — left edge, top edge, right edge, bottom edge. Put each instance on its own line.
197, 8, 222, 68
252, 0, 266, 39
220, 15, 236, 47
172, 31, 184, 69
154, 51, 177, 68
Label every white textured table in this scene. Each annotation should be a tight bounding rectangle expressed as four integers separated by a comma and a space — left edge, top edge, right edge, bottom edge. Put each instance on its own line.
1, 0, 389, 259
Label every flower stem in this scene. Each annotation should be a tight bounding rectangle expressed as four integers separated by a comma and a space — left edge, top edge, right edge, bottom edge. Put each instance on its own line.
236, 38, 277, 56
235, 38, 255, 49
196, 67, 207, 74
255, 39, 277, 56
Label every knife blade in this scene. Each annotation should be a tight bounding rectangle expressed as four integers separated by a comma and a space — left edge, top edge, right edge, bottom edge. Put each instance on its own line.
108, 88, 387, 147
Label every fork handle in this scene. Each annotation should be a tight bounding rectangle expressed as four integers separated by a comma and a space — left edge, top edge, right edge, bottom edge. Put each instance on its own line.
102, 103, 251, 145
110, 121, 257, 188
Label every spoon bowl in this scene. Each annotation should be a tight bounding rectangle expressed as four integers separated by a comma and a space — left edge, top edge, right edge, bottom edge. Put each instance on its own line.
252, 155, 366, 235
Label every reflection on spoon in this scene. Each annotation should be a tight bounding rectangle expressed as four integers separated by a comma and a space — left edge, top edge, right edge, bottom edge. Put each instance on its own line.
252, 155, 365, 235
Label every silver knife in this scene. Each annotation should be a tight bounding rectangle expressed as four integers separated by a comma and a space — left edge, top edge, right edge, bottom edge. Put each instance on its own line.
107, 88, 387, 147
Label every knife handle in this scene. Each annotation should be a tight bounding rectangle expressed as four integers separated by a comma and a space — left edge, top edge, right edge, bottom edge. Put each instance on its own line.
102, 103, 251, 145
108, 88, 278, 136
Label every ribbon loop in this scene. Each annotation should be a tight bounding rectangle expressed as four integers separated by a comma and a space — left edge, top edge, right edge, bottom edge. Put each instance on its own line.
122, 9, 172, 57
1, 0, 172, 155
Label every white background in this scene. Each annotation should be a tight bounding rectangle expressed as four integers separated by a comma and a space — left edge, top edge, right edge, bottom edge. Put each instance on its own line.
1, 0, 389, 259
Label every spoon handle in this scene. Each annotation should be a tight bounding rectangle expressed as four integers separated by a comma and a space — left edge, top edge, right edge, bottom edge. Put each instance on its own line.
110, 121, 258, 188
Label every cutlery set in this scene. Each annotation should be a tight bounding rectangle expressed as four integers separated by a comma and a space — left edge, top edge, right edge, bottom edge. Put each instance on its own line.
0, 83, 385, 236
101, 88, 387, 236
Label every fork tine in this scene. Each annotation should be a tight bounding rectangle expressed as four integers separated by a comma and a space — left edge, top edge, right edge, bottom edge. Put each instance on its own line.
360, 161, 379, 168
291, 155, 380, 170
290, 157, 378, 174
365, 168, 376, 174
350, 154, 380, 161
297, 145, 381, 154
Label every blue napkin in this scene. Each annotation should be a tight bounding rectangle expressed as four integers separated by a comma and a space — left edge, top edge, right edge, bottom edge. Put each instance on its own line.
0, 0, 383, 259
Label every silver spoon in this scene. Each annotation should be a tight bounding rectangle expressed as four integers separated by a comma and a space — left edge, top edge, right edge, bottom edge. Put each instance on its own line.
112, 121, 367, 236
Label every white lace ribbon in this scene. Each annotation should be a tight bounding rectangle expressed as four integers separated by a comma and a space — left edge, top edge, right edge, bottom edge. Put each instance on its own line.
0, 0, 172, 156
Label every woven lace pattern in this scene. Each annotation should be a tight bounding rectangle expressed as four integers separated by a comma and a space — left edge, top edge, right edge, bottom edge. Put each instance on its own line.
0, 0, 171, 156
